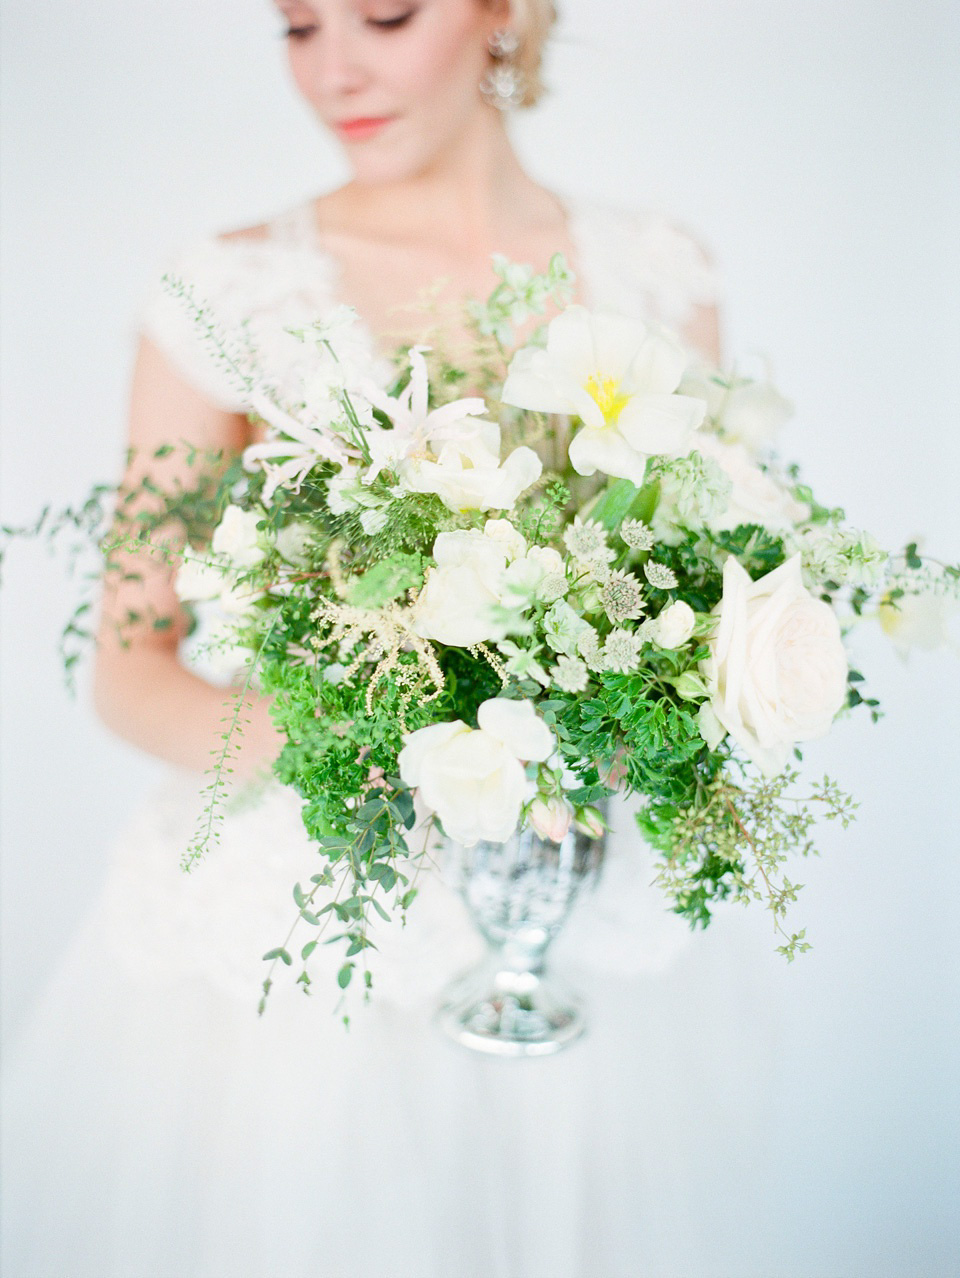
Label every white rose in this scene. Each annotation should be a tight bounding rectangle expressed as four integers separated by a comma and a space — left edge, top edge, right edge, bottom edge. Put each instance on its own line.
174, 549, 227, 602
411, 529, 508, 647
211, 505, 269, 569
701, 554, 848, 774
653, 600, 696, 649
696, 434, 808, 532
398, 698, 554, 846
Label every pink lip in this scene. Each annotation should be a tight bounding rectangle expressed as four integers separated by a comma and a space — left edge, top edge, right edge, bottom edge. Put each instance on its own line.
334, 116, 395, 140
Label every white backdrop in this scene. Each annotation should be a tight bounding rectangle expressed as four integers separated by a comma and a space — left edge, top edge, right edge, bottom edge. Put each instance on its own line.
2, 1, 958, 1273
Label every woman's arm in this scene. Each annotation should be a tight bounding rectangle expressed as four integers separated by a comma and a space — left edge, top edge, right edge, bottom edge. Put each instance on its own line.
92, 334, 284, 781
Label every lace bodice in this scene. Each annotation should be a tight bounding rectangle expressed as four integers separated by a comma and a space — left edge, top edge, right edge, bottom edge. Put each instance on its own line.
135, 191, 721, 412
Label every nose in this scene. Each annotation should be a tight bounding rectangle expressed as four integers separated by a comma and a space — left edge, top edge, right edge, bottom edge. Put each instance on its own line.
308, 15, 373, 100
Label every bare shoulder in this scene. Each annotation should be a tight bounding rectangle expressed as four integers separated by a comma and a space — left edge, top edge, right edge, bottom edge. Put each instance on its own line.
216, 219, 273, 247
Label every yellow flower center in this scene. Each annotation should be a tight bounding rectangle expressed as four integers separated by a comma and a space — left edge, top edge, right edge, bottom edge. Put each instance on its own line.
584, 373, 630, 424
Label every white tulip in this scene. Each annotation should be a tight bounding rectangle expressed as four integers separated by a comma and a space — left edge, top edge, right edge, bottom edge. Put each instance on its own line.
701, 554, 848, 774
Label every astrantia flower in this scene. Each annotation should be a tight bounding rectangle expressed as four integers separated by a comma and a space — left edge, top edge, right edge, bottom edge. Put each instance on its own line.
563, 517, 615, 564
602, 629, 643, 673
644, 561, 679, 590
601, 570, 646, 623
501, 305, 707, 484
576, 629, 606, 672
551, 654, 590, 693
619, 519, 656, 552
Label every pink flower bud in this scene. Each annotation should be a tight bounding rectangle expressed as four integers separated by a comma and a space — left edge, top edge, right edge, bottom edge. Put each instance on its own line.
529, 796, 572, 844
573, 806, 606, 839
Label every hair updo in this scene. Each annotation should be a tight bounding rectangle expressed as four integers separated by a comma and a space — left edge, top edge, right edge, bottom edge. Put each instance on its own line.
492, 0, 559, 109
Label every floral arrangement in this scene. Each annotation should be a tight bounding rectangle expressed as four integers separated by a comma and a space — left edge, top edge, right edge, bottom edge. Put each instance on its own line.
9, 250, 957, 1017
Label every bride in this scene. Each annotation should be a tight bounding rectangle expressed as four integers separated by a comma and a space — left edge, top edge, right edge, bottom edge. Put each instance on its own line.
2, 2, 727, 1275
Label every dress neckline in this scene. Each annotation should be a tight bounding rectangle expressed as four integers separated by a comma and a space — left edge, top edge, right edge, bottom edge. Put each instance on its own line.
266, 190, 596, 361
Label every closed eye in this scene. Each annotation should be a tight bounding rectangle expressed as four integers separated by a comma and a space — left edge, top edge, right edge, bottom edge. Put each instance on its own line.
281, 12, 415, 40
369, 11, 415, 27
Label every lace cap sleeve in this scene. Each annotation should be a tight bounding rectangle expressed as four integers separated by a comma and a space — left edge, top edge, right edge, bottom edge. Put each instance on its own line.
136, 236, 251, 413
576, 197, 722, 332
135, 226, 344, 413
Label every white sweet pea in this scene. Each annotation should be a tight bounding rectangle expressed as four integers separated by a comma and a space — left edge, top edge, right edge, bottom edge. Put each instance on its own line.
398, 698, 554, 846
679, 364, 793, 451
211, 505, 269, 569
653, 600, 696, 649
401, 420, 542, 513
701, 554, 848, 775
411, 529, 509, 647
501, 304, 706, 485
695, 434, 808, 532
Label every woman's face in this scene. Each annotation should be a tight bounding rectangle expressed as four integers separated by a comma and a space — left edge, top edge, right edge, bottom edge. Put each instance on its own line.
274, 0, 510, 183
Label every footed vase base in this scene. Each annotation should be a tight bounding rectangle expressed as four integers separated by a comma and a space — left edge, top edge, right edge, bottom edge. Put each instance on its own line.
435, 962, 586, 1057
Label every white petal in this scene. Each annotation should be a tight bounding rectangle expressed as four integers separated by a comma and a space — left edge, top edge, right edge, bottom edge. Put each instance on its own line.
397, 720, 468, 789
568, 425, 649, 485
617, 393, 706, 456
477, 698, 554, 762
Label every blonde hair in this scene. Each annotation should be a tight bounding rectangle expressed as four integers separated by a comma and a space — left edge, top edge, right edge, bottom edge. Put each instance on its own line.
493, 0, 558, 108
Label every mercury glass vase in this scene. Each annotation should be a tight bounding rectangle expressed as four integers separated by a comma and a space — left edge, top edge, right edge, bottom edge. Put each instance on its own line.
435, 817, 605, 1057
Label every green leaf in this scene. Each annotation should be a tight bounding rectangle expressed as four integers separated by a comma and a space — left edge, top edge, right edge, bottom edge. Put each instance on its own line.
337, 962, 355, 989
301, 940, 318, 960
262, 947, 292, 966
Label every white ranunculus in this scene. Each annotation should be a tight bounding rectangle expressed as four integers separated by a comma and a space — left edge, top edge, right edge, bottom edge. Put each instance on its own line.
211, 505, 269, 569
679, 365, 794, 451
401, 420, 542, 513
411, 529, 509, 647
398, 698, 554, 846
695, 433, 808, 532
653, 600, 696, 649
701, 554, 848, 774
174, 549, 228, 602
500, 304, 706, 485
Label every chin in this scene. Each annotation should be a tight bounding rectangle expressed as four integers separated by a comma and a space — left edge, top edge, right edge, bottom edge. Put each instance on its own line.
342, 105, 479, 187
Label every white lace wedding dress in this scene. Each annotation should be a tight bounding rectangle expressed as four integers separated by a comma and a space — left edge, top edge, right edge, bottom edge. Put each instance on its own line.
2, 192, 734, 1278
